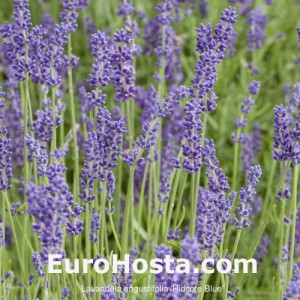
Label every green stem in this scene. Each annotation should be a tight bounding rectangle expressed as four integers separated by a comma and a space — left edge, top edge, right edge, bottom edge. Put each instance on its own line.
0, 191, 5, 294
261, 160, 276, 216
100, 182, 107, 256
85, 203, 92, 289
164, 168, 181, 239
277, 193, 286, 299
50, 83, 57, 157
173, 171, 187, 228
108, 201, 121, 253
137, 161, 150, 245
121, 166, 135, 257
287, 164, 299, 282
151, 158, 160, 245
146, 166, 153, 259
115, 158, 123, 236
67, 34, 79, 204
231, 228, 242, 263
189, 173, 197, 237
73, 236, 77, 300
42, 269, 49, 300
126, 100, 133, 151
232, 126, 242, 192
4, 192, 26, 279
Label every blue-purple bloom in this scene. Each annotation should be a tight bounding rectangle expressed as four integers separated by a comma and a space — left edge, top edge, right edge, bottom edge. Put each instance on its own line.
240, 123, 261, 173
197, 187, 235, 250
234, 165, 262, 229
32, 252, 45, 277
88, 31, 113, 88
273, 101, 300, 164
0, 0, 32, 82
0, 86, 12, 190
90, 211, 101, 243
111, 28, 137, 102
79, 107, 126, 203
144, 0, 185, 87
284, 261, 300, 299
61, 287, 70, 300
154, 242, 199, 299
25, 134, 48, 176
60, 0, 79, 33
247, 9, 267, 51
192, 7, 238, 100
27, 162, 73, 262
32, 108, 62, 142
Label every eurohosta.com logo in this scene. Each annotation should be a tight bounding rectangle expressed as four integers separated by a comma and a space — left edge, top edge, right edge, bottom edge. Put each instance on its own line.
48, 254, 257, 275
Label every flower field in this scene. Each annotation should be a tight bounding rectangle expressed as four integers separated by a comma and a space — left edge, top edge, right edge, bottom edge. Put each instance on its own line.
0, 0, 300, 299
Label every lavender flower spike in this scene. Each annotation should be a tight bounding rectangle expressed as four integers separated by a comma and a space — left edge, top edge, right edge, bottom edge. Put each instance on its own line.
234, 165, 262, 229
284, 261, 300, 299
0, 85, 13, 191
247, 9, 267, 51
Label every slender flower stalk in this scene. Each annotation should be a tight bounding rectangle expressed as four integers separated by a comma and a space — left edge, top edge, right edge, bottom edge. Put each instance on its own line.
232, 80, 260, 191
288, 165, 299, 283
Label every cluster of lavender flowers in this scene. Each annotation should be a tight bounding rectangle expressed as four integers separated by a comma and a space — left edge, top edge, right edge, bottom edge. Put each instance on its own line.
233, 80, 261, 172
154, 240, 199, 300
181, 6, 238, 174
27, 162, 74, 263
284, 261, 300, 299
273, 83, 300, 164
234, 165, 262, 229
0, 86, 12, 191
247, 8, 267, 51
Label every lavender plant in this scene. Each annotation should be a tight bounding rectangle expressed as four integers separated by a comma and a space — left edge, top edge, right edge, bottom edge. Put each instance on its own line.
0, 0, 299, 299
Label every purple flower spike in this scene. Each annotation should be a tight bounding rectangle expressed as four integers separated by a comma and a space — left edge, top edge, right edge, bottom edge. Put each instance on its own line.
90, 212, 101, 243
118, 2, 135, 17
0, 86, 12, 191
60, 0, 79, 33
61, 287, 70, 300
13, 0, 32, 31
32, 108, 62, 142
27, 162, 74, 262
234, 165, 262, 230
272, 101, 300, 164
247, 9, 267, 51
248, 80, 260, 95
192, 6, 237, 100
80, 107, 126, 203
199, 0, 208, 18
32, 252, 45, 277
284, 261, 300, 299
88, 31, 113, 88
